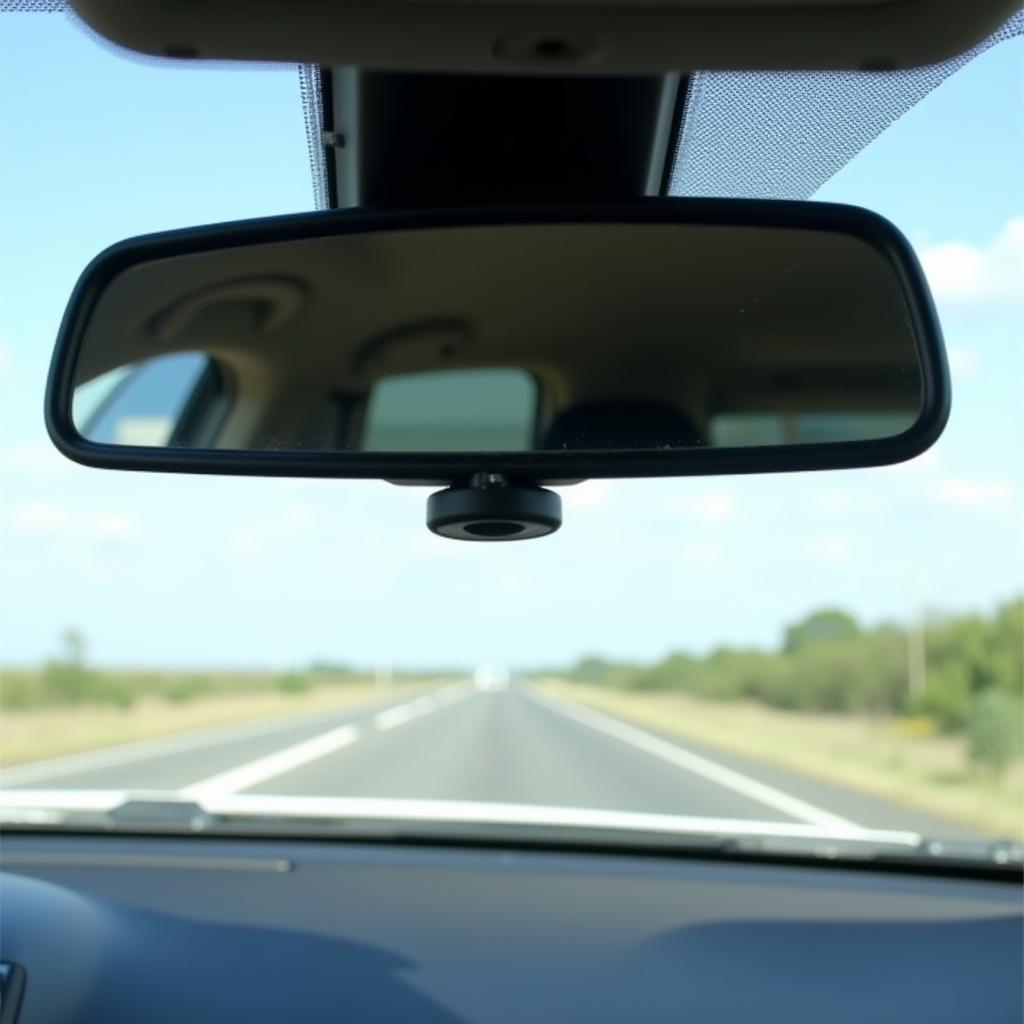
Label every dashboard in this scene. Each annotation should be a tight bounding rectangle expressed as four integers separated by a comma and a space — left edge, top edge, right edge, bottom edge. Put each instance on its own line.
1, 832, 1021, 1023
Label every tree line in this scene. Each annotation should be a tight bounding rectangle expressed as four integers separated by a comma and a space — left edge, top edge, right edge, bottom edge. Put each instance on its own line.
550, 597, 1023, 771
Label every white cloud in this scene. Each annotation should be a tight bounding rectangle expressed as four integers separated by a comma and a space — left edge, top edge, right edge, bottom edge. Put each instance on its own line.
559, 481, 611, 513
806, 537, 852, 563
946, 345, 980, 381
694, 494, 736, 523
90, 512, 142, 541
10, 500, 71, 534
928, 478, 1014, 512
0, 442, 69, 477
226, 501, 317, 558
919, 218, 1024, 309
667, 491, 737, 525
8, 501, 141, 543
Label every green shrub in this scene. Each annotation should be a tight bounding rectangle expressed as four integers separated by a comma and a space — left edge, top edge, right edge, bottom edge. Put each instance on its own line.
98, 681, 137, 710
0, 673, 38, 709
558, 595, 1022, 728
40, 660, 95, 704
627, 654, 699, 692
277, 672, 312, 694
912, 666, 971, 732
309, 662, 354, 677
164, 676, 213, 704
968, 691, 1024, 774
783, 609, 860, 654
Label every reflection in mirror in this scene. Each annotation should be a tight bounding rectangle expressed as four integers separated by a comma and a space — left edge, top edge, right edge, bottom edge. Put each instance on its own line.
363, 369, 537, 452
68, 223, 924, 455
74, 352, 217, 446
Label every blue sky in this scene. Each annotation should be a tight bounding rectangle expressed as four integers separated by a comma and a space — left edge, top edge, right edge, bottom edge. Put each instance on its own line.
1, 12, 1021, 671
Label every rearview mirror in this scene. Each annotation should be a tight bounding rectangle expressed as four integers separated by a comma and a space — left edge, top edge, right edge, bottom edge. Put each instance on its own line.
46, 200, 949, 539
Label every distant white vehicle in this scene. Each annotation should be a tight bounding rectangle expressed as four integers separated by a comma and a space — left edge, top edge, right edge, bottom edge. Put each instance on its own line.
473, 664, 510, 692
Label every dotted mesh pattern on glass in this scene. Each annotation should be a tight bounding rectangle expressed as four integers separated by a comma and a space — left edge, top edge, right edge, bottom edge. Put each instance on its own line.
670, 10, 1023, 200
8, 2, 1018, 209
298, 63, 330, 210
1, 0, 64, 9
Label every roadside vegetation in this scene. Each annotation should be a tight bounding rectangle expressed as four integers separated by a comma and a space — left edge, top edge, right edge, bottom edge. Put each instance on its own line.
540, 597, 1024, 838
0, 631, 436, 766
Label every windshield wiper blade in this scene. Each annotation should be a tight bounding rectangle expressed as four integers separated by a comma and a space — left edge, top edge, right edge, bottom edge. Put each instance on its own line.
719, 832, 1023, 868
904, 837, 1023, 867
107, 797, 215, 830
0, 792, 217, 831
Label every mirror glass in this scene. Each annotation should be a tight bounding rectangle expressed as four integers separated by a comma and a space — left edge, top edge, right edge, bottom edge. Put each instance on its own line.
68, 223, 924, 454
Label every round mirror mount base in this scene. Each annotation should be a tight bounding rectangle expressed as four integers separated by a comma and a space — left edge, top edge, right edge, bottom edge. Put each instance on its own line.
427, 474, 562, 541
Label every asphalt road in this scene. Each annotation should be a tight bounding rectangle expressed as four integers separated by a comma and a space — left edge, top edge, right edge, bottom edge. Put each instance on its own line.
1, 681, 978, 838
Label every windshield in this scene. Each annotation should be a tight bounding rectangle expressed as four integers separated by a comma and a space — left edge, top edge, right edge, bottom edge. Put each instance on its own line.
1, 11, 1021, 858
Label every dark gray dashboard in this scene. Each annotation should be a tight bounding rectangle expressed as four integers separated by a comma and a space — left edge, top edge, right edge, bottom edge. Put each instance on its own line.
1, 834, 1021, 1023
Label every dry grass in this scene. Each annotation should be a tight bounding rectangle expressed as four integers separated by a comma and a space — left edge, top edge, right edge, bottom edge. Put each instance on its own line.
0, 682, 414, 767
545, 680, 1024, 839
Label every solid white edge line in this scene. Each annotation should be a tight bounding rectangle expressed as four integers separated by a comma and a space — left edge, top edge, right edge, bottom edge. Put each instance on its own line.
526, 687, 856, 829
180, 724, 361, 799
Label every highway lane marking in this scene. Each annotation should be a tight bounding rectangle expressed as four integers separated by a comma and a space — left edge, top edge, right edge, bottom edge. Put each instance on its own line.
374, 704, 422, 730
181, 724, 361, 799
434, 685, 468, 707
181, 683, 476, 794
0, 706, 369, 788
372, 682, 473, 731
375, 699, 440, 729
527, 688, 855, 829
2, 684, 472, 788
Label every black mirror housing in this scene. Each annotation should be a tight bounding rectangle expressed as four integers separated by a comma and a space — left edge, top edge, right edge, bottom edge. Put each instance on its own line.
45, 199, 950, 488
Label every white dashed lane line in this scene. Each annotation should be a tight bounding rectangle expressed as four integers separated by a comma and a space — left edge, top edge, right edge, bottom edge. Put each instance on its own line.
180, 683, 474, 796
374, 702, 428, 730
181, 724, 362, 800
